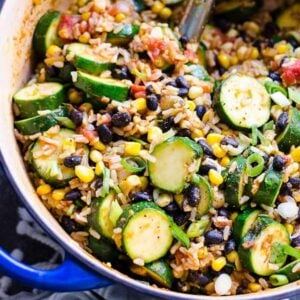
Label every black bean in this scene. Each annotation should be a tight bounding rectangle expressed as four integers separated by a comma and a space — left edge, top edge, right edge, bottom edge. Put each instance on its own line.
286, 37, 299, 49
175, 76, 190, 89
173, 212, 191, 226
112, 66, 132, 80
94, 177, 103, 189
280, 182, 293, 196
166, 81, 177, 88
197, 139, 214, 157
45, 66, 59, 78
236, 286, 244, 294
269, 71, 282, 82
188, 271, 209, 286
264, 22, 279, 38
176, 280, 187, 292
65, 189, 81, 201
61, 216, 79, 234
63, 156, 82, 168
221, 137, 238, 148
177, 128, 192, 138
291, 236, 300, 247
204, 229, 224, 245
131, 192, 151, 202
164, 201, 180, 215
252, 39, 263, 49
198, 164, 217, 175
58, 63, 76, 82
218, 208, 230, 218
224, 239, 236, 254
146, 94, 159, 111
69, 109, 83, 126
214, 18, 231, 32
273, 155, 286, 171
222, 264, 234, 274
195, 105, 206, 120
111, 112, 131, 128
97, 124, 113, 144
186, 185, 200, 207
179, 35, 189, 45
289, 177, 300, 188
145, 84, 155, 95
178, 88, 189, 97
276, 112, 289, 132
160, 116, 175, 132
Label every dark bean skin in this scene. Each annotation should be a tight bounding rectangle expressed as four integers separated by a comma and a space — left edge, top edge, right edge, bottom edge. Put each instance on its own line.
178, 88, 189, 97
213, 18, 231, 32
61, 216, 79, 234
197, 139, 214, 157
175, 76, 190, 89
195, 105, 206, 120
65, 189, 81, 201
286, 37, 299, 49
222, 264, 234, 275
94, 177, 103, 189
146, 94, 159, 111
111, 66, 132, 80
97, 124, 113, 144
221, 137, 239, 148
63, 156, 82, 168
276, 112, 289, 132
289, 177, 300, 188
291, 236, 300, 247
160, 116, 175, 132
111, 112, 131, 127
164, 201, 180, 215
131, 192, 152, 202
186, 184, 200, 207
69, 109, 83, 126
269, 72, 282, 82
264, 22, 279, 38
145, 84, 155, 95
273, 155, 286, 171
224, 239, 236, 254
198, 164, 217, 175
173, 212, 191, 226
188, 272, 209, 286
236, 286, 244, 294
280, 182, 293, 196
218, 208, 230, 218
166, 81, 177, 88
177, 128, 192, 138
204, 229, 224, 245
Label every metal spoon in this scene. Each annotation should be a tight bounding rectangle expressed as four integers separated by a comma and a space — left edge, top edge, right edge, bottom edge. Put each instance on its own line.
179, 0, 215, 42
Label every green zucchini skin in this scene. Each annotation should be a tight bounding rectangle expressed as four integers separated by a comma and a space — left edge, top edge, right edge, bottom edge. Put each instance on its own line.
106, 24, 140, 45
224, 156, 247, 208
88, 236, 119, 262
144, 260, 173, 288
196, 176, 213, 217
239, 216, 290, 276
253, 167, 283, 207
277, 108, 300, 153
74, 71, 129, 101
276, 259, 300, 282
131, 0, 147, 12
33, 11, 62, 57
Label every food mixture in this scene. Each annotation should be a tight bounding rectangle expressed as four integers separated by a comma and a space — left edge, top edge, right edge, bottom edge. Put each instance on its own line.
13, 0, 300, 296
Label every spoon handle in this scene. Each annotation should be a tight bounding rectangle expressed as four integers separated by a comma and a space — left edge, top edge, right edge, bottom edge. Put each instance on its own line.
179, 0, 215, 42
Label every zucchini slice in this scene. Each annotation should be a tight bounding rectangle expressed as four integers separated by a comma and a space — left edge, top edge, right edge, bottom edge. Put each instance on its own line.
88, 236, 119, 262
239, 216, 290, 276
14, 83, 65, 118
131, 0, 147, 12
106, 24, 140, 45
148, 137, 202, 193
233, 209, 260, 242
131, 259, 173, 288
277, 108, 300, 153
186, 64, 210, 81
74, 71, 129, 102
33, 11, 62, 57
66, 43, 116, 75
224, 156, 247, 208
214, 74, 270, 130
253, 167, 283, 208
277, 3, 300, 31
276, 259, 300, 282
30, 129, 89, 187
122, 207, 173, 263
14, 107, 67, 135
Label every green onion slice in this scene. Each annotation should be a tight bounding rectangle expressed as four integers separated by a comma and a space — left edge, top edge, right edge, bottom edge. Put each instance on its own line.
257, 129, 270, 146
246, 153, 265, 177
269, 274, 289, 287
265, 81, 287, 96
121, 157, 146, 173
251, 126, 258, 146
101, 167, 110, 197
263, 120, 274, 132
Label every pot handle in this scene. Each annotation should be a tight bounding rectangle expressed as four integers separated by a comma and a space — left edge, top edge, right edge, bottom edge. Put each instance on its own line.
0, 247, 113, 291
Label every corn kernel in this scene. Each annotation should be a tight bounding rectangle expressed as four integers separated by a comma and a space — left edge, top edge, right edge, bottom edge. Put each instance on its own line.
198, 247, 208, 259
212, 144, 227, 158
33, 0, 41, 5
93, 141, 106, 151
78, 32, 91, 44
220, 156, 231, 167
115, 12, 126, 22
77, 0, 87, 7
124, 142, 141, 156
291, 147, 300, 162
208, 169, 223, 186
80, 102, 93, 112
186, 100, 196, 111
139, 176, 148, 189
248, 283, 262, 292
90, 150, 102, 163
52, 189, 66, 201
46, 45, 61, 57
294, 191, 300, 203
211, 257, 227, 272
95, 161, 104, 176
202, 110, 212, 123
206, 133, 224, 146
230, 55, 239, 65
151, 1, 164, 14
68, 88, 83, 104
36, 184, 52, 196
81, 12, 91, 21
275, 43, 289, 54
133, 98, 147, 112
188, 86, 203, 99
218, 53, 230, 69
251, 47, 259, 59
127, 175, 141, 187
174, 194, 184, 206
159, 7, 172, 19
226, 251, 238, 263
147, 126, 163, 143
192, 129, 204, 139
285, 223, 294, 235
230, 212, 238, 221
75, 165, 95, 183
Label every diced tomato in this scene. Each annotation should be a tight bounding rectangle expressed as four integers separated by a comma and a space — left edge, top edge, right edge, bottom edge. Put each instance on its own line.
58, 14, 81, 42
131, 84, 146, 99
108, 0, 133, 16
78, 127, 98, 142
147, 39, 167, 60
281, 59, 300, 86
184, 49, 197, 61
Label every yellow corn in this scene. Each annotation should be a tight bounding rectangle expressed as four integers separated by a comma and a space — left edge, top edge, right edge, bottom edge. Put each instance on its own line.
198, 247, 208, 259
291, 147, 300, 162
126, 175, 141, 187
230, 212, 238, 221
75, 165, 95, 183
139, 176, 148, 189
78, 32, 91, 44
202, 109, 213, 123
90, 150, 102, 163
133, 98, 147, 112
212, 144, 227, 158
220, 156, 231, 167
174, 194, 184, 206
151, 1, 164, 14
93, 141, 106, 151
46, 45, 61, 57
251, 47, 259, 59
68, 88, 83, 104
81, 12, 91, 21
147, 126, 162, 143
285, 223, 294, 235
124, 142, 142, 156
206, 133, 224, 146
294, 191, 300, 203
188, 86, 203, 99
275, 43, 289, 54
226, 250, 238, 263
230, 55, 239, 65
186, 100, 196, 111
248, 283, 262, 292
95, 161, 104, 176
52, 189, 66, 201
191, 129, 204, 139
159, 7, 172, 19
211, 257, 227, 272
36, 184, 52, 196
218, 53, 230, 69
208, 169, 223, 186
115, 12, 126, 22
77, 0, 87, 7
